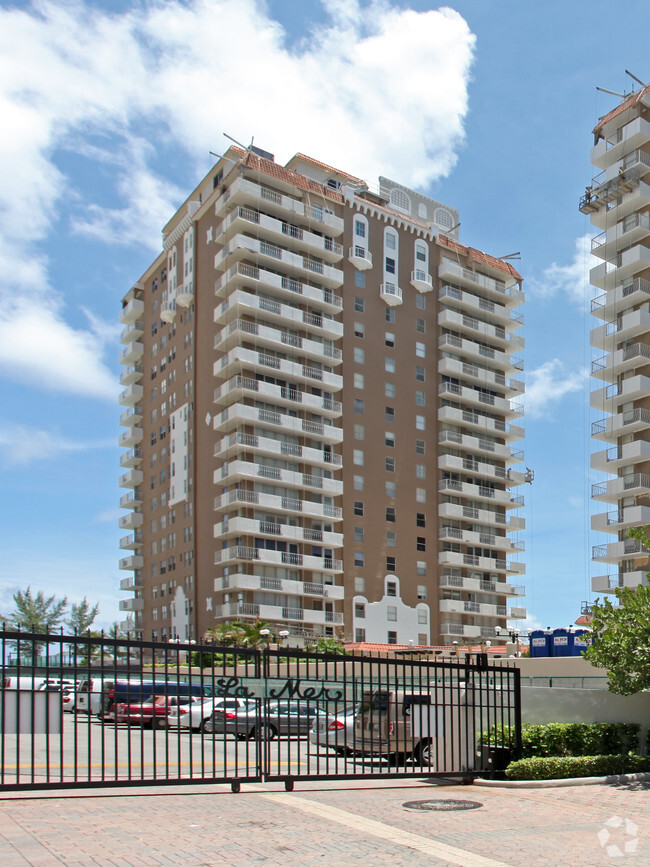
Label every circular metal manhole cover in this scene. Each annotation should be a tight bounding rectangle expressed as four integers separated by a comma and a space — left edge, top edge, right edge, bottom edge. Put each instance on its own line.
402, 799, 483, 812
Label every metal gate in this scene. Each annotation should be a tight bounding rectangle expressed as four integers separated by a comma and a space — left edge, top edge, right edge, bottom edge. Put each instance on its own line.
0, 630, 521, 792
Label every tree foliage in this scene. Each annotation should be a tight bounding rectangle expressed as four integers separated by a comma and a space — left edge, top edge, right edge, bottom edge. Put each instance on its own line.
204, 620, 272, 649
582, 525, 650, 694
66, 597, 100, 634
3, 587, 68, 632
305, 637, 349, 655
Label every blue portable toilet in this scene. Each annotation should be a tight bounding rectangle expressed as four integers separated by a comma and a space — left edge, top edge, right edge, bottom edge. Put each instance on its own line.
567, 629, 590, 656
551, 628, 571, 657
529, 630, 552, 657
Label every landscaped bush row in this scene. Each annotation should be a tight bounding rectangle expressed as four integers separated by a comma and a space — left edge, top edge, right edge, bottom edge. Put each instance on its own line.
505, 754, 650, 781
479, 722, 640, 758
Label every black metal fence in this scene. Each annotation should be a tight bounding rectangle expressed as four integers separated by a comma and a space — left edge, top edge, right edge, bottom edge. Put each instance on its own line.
0, 630, 521, 792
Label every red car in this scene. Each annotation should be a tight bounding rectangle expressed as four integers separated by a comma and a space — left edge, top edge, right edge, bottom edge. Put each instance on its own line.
115, 695, 199, 729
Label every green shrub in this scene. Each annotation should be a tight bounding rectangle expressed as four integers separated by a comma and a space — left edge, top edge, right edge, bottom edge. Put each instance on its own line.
505, 754, 650, 781
479, 722, 640, 758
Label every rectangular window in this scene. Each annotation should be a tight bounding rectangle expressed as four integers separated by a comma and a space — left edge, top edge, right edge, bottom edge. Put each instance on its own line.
385, 332, 395, 348
416, 245, 426, 262
387, 606, 397, 622
387, 631, 398, 645
416, 464, 426, 479
354, 322, 365, 338
354, 526, 365, 542
354, 424, 365, 440
354, 296, 365, 313
355, 628, 367, 643
386, 556, 396, 571
386, 507, 396, 522
385, 432, 395, 448
355, 576, 366, 593
385, 481, 396, 497
385, 357, 395, 373
385, 382, 395, 398
354, 501, 364, 516
385, 233, 396, 250
355, 602, 366, 618
354, 398, 364, 414
416, 513, 426, 528
417, 584, 427, 599
355, 220, 366, 238
416, 415, 425, 430
385, 457, 395, 472
416, 342, 426, 358
385, 407, 395, 423
416, 439, 425, 454
353, 449, 364, 466
416, 488, 426, 503
385, 256, 396, 274
385, 307, 395, 323
416, 317, 426, 333
354, 552, 365, 567
354, 373, 365, 390
353, 474, 364, 491
418, 609, 428, 625
387, 581, 397, 596
415, 294, 426, 310
417, 562, 427, 577
417, 537, 426, 552
386, 531, 396, 547
354, 271, 366, 288
416, 366, 425, 382
415, 391, 425, 406
354, 347, 365, 364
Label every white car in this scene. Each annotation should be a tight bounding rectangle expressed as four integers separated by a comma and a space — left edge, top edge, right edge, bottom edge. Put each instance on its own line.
167, 696, 252, 732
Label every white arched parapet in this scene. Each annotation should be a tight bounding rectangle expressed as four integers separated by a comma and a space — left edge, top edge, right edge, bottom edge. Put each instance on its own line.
390, 188, 411, 215
348, 213, 372, 269
352, 574, 430, 645
411, 239, 433, 292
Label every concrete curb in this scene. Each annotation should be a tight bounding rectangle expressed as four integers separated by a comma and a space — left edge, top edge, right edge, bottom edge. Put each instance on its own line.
474, 771, 650, 789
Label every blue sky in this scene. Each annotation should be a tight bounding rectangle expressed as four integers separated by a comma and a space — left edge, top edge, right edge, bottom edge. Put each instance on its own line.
0, 0, 647, 632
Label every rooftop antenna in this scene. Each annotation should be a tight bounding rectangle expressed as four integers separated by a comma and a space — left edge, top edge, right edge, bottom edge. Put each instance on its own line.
442, 222, 460, 234
596, 86, 626, 98
223, 132, 255, 155
626, 70, 646, 88
497, 252, 521, 260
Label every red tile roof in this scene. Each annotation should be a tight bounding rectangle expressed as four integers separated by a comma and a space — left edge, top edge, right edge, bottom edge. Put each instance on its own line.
344, 642, 508, 655
593, 84, 650, 139
229, 147, 344, 205
437, 234, 523, 281
574, 615, 593, 626
290, 153, 365, 184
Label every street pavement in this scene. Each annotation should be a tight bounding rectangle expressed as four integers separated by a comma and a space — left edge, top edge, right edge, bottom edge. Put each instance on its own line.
0, 777, 649, 866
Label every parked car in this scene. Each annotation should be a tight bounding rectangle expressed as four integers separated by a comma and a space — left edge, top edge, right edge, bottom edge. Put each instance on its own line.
206, 699, 326, 740
309, 705, 358, 755
115, 695, 200, 729
353, 689, 435, 764
167, 696, 254, 732
100, 680, 213, 721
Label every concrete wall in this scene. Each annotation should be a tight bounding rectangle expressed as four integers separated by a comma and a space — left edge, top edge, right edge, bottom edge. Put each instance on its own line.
522, 686, 650, 733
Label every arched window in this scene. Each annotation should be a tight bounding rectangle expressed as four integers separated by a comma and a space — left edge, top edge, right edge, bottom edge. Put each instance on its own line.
390, 188, 411, 214
434, 208, 454, 229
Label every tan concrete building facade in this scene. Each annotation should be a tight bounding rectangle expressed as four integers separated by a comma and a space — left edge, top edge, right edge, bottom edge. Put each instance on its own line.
585, 84, 650, 593
118, 147, 526, 645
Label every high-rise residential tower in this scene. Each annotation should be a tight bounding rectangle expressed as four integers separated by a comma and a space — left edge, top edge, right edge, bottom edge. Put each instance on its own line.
584, 84, 650, 594
119, 146, 526, 644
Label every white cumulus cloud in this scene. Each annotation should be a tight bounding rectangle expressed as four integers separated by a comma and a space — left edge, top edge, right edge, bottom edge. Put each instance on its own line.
525, 359, 588, 419
0, 421, 114, 466
529, 234, 594, 308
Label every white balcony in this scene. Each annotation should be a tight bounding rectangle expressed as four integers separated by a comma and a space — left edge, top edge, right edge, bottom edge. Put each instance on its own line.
439, 573, 525, 597
439, 258, 523, 304
438, 333, 523, 377
214, 458, 343, 496
214, 175, 344, 235
214, 262, 342, 313
592, 571, 647, 594
214, 601, 343, 627
411, 269, 433, 293
439, 502, 525, 531
438, 382, 523, 418
214, 487, 342, 522
591, 117, 650, 169
380, 282, 403, 306
592, 504, 650, 534
592, 538, 649, 564
119, 469, 144, 489
349, 245, 373, 270
176, 280, 194, 307
213, 375, 342, 418
591, 212, 650, 262
119, 297, 145, 324
591, 407, 650, 441
438, 430, 524, 465
214, 318, 342, 366
439, 550, 525, 575
120, 448, 143, 469
439, 599, 508, 619
590, 244, 650, 291
438, 405, 524, 443
591, 342, 650, 381
591, 277, 650, 321
216, 345, 343, 392
119, 512, 144, 530
214, 571, 345, 600
119, 364, 144, 386
439, 525, 525, 553
119, 598, 145, 612
120, 490, 143, 509
119, 555, 144, 571
439, 285, 524, 331
590, 307, 650, 350
592, 473, 650, 503
118, 427, 143, 449
214, 234, 344, 288
120, 576, 142, 591
591, 375, 650, 410
438, 309, 525, 352
582, 175, 650, 229
214, 546, 343, 574
438, 454, 526, 487
119, 384, 144, 406
591, 439, 650, 472
213, 516, 343, 548
223, 207, 344, 263
120, 532, 143, 550
439, 623, 482, 639
438, 357, 524, 397
119, 342, 144, 365
120, 320, 144, 345
120, 406, 143, 427
214, 402, 343, 444
438, 478, 524, 509
214, 289, 343, 340
214, 431, 342, 470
